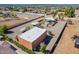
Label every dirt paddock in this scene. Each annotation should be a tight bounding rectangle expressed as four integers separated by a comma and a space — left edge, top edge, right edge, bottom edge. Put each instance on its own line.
54, 20, 79, 54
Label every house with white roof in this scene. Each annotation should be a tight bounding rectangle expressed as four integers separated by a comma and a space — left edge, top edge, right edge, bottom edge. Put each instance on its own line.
45, 15, 56, 22
16, 27, 47, 50
31, 21, 39, 26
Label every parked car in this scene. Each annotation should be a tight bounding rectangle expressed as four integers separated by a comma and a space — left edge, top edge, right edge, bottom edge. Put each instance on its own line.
20, 27, 27, 33
75, 38, 79, 48
0, 35, 3, 40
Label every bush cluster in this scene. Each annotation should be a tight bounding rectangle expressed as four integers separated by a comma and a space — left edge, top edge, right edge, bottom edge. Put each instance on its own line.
7, 38, 35, 54
40, 44, 47, 53
0, 25, 7, 35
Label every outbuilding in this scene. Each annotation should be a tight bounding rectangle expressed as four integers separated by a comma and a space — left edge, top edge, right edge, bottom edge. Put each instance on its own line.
16, 27, 47, 50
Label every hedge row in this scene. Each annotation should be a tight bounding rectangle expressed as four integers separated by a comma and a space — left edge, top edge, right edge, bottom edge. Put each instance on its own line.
7, 38, 35, 54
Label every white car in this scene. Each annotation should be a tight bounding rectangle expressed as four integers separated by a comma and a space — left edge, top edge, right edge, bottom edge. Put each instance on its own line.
20, 27, 27, 33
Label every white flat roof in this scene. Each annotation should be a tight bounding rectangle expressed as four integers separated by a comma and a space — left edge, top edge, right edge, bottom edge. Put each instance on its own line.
45, 17, 55, 21
19, 27, 46, 43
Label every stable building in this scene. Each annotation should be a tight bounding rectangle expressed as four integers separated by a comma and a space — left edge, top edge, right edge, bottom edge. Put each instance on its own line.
16, 27, 47, 50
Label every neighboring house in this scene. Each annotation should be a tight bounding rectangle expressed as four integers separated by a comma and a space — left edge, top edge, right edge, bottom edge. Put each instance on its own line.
51, 7, 58, 11
45, 15, 56, 22
31, 21, 39, 26
0, 42, 17, 54
16, 27, 47, 50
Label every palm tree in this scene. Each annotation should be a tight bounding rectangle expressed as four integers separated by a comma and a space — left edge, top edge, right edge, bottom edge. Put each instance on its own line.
58, 13, 64, 20
48, 31, 54, 37
52, 10, 58, 18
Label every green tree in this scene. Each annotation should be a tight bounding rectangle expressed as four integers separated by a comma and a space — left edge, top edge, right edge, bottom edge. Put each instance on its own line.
40, 44, 47, 53
11, 11, 17, 17
58, 13, 64, 20
52, 10, 58, 17
0, 25, 7, 35
64, 7, 75, 17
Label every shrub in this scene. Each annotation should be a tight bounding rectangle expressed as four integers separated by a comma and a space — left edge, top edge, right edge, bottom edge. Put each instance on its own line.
0, 25, 7, 35
7, 38, 35, 54
40, 44, 47, 53
64, 7, 75, 17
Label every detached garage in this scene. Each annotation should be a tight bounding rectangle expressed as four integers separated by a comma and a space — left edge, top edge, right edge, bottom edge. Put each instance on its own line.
16, 27, 47, 50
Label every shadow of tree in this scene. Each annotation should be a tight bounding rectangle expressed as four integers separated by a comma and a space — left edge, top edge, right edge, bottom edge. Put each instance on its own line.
6, 31, 14, 34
